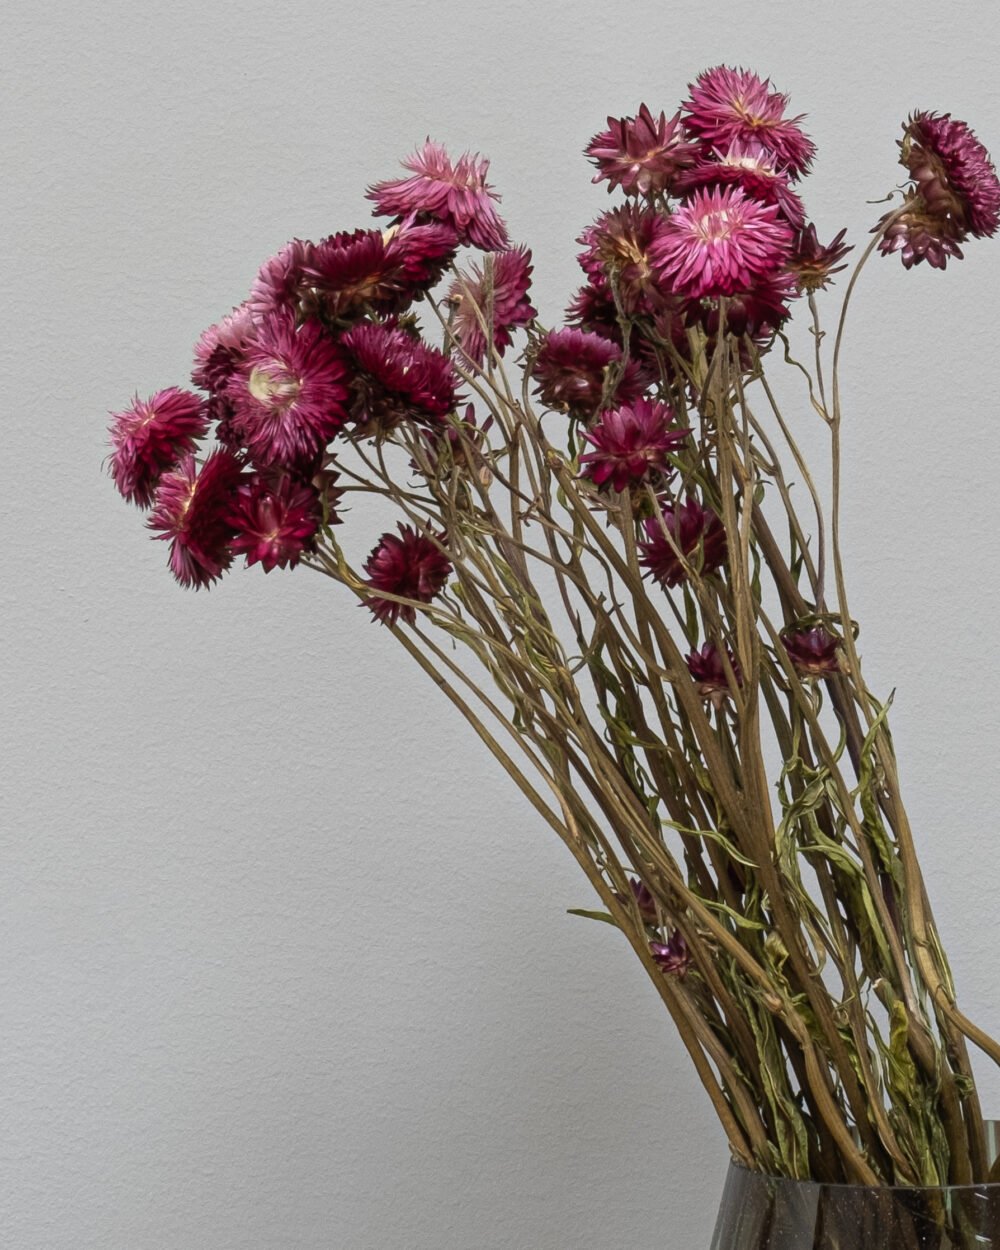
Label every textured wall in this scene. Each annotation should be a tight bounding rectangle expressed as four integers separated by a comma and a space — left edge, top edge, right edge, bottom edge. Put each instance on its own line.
4, 2, 1000, 1246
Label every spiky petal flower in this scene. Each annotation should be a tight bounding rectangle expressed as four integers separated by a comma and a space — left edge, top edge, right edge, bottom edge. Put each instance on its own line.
367, 140, 509, 251
876, 196, 965, 270
639, 497, 727, 588
686, 642, 743, 706
192, 303, 257, 395
108, 387, 210, 507
248, 239, 312, 322
899, 111, 1000, 238
650, 931, 692, 978
447, 246, 536, 364
781, 625, 842, 677
586, 105, 700, 197
147, 450, 244, 589
342, 321, 459, 432
382, 216, 460, 289
682, 65, 816, 179
788, 225, 853, 291
579, 399, 689, 492
652, 185, 794, 299
363, 524, 452, 625
673, 139, 806, 230
576, 205, 673, 315
228, 310, 349, 469
299, 229, 403, 320
228, 473, 321, 572
531, 328, 647, 416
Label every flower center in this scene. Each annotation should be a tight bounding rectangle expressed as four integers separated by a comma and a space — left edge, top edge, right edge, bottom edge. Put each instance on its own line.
249, 363, 303, 411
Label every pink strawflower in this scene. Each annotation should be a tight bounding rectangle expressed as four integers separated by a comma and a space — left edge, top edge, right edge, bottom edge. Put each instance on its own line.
147, 449, 245, 589
192, 303, 257, 395
639, 497, 727, 588
686, 642, 743, 706
228, 310, 350, 468
301, 228, 409, 320
781, 626, 842, 677
447, 245, 536, 364
788, 225, 853, 291
674, 139, 806, 230
579, 399, 689, 492
367, 140, 509, 251
342, 320, 459, 432
531, 327, 647, 416
229, 472, 321, 572
650, 931, 692, 978
682, 66, 816, 179
576, 205, 674, 316
108, 387, 210, 507
363, 524, 452, 625
383, 216, 460, 289
652, 185, 794, 300
248, 239, 312, 322
586, 105, 700, 197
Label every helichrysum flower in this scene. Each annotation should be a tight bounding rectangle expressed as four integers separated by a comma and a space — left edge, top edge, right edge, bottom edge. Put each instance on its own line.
685, 270, 796, 339
576, 205, 674, 315
248, 239, 312, 322
586, 105, 700, 197
686, 642, 743, 706
682, 65, 816, 179
108, 387, 210, 507
531, 327, 647, 416
382, 216, 460, 289
367, 140, 509, 251
674, 139, 806, 230
781, 625, 842, 677
228, 310, 350, 468
363, 524, 452, 625
192, 303, 257, 397
652, 185, 794, 300
579, 398, 689, 492
147, 449, 245, 589
229, 473, 321, 572
787, 225, 852, 291
342, 320, 459, 432
650, 931, 692, 978
639, 497, 727, 588
300, 228, 406, 320
447, 246, 537, 364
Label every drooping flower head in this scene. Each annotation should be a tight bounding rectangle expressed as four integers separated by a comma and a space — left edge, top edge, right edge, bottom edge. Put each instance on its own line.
579, 398, 689, 492
586, 105, 700, 197
788, 225, 853, 291
781, 626, 842, 677
652, 185, 794, 300
650, 931, 692, 978
686, 642, 743, 707
248, 239, 312, 322
682, 66, 816, 179
363, 524, 452, 625
674, 139, 806, 230
576, 205, 674, 315
228, 309, 350, 468
447, 246, 536, 364
639, 497, 727, 588
228, 472, 322, 573
147, 449, 245, 589
108, 387, 210, 507
367, 140, 509, 251
531, 327, 647, 416
342, 320, 459, 433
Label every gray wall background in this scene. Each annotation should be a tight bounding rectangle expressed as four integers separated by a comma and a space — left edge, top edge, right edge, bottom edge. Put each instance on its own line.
5, 1, 1000, 1246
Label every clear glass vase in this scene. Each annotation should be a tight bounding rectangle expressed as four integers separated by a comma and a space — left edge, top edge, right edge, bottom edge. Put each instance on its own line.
710, 1123, 1000, 1250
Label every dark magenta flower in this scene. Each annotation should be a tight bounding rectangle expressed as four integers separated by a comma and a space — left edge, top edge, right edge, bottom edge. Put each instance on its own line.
342, 320, 459, 432
447, 245, 536, 363
532, 327, 647, 416
383, 216, 460, 289
684, 270, 796, 338
682, 66, 816, 179
650, 931, 692, 978
228, 310, 350, 469
248, 240, 312, 322
639, 497, 727, 588
300, 228, 407, 319
781, 626, 842, 677
652, 185, 794, 300
229, 472, 321, 572
586, 104, 700, 197
367, 140, 509, 251
108, 387, 210, 507
579, 398, 689, 492
576, 205, 674, 316
147, 449, 245, 589
192, 303, 257, 397
363, 524, 452, 625
686, 642, 743, 706
788, 225, 853, 291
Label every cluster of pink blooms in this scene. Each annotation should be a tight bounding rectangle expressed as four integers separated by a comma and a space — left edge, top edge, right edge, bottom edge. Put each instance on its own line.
108, 65, 1000, 656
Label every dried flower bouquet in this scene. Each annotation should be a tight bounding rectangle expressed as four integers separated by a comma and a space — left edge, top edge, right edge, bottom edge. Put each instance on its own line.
108, 66, 1000, 1189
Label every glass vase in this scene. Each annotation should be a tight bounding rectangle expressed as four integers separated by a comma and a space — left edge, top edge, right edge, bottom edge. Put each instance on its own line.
711, 1123, 1000, 1250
